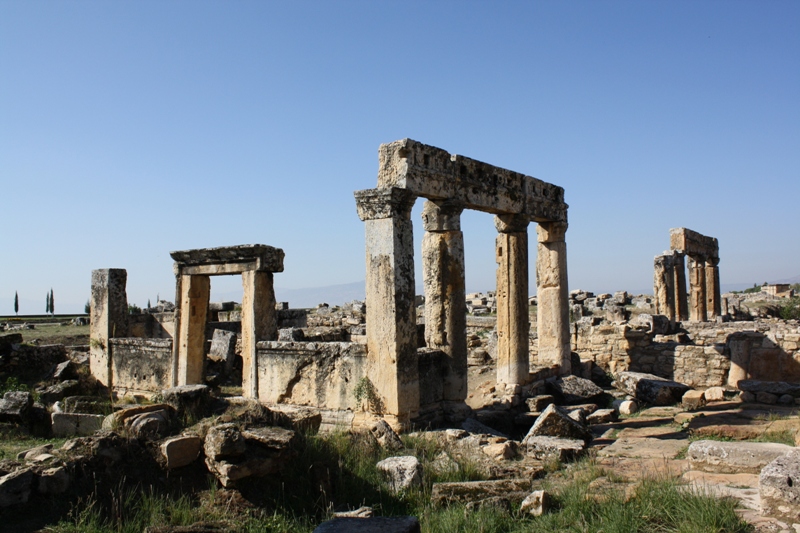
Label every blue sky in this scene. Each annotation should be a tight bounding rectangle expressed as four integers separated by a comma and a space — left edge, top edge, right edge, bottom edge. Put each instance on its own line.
2, 1, 798, 314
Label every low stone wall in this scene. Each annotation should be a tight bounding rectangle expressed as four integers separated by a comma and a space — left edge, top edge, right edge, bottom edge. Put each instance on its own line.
0, 343, 67, 381
568, 319, 800, 388
256, 341, 367, 409
109, 338, 174, 395
128, 313, 175, 340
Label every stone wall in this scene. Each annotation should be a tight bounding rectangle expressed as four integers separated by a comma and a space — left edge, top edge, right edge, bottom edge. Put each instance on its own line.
128, 313, 175, 340
570, 319, 800, 388
256, 341, 367, 409
0, 343, 67, 381
109, 338, 174, 396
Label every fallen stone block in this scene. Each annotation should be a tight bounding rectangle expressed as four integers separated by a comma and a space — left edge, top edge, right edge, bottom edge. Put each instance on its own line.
37, 466, 71, 495
760, 449, 800, 521
546, 375, 605, 405
464, 496, 511, 512
40, 380, 81, 405
614, 372, 690, 405
127, 410, 171, 440
522, 404, 592, 443
525, 436, 585, 461
462, 417, 508, 439
376, 456, 422, 493
586, 408, 617, 424
102, 403, 174, 430
688, 440, 794, 474
525, 395, 554, 412
370, 419, 403, 451
520, 490, 551, 516
431, 479, 531, 506
204, 423, 246, 461
682, 390, 706, 411
738, 380, 800, 398
161, 384, 212, 419
313, 516, 420, 533
704, 387, 725, 402
0, 391, 33, 425
51, 412, 104, 437
161, 435, 203, 469
613, 399, 639, 416
756, 392, 778, 405
0, 468, 33, 507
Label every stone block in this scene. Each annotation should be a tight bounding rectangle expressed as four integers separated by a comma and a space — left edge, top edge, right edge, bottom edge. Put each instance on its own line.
614, 372, 690, 405
546, 376, 605, 405
37, 466, 71, 494
0, 468, 33, 507
0, 391, 33, 424
681, 390, 706, 411
756, 392, 778, 405
160, 435, 203, 469
525, 436, 585, 461
738, 380, 800, 398
370, 419, 403, 451
376, 456, 422, 493
704, 387, 725, 402
522, 404, 592, 443
526, 395, 555, 412
161, 384, 211, 418
760, 449, 800, 521
688, 440, 794, 474
520, 490, 551, 516
51, 412, 104, 437
208, 329, 237, 370
431, 479, 531, 506
40, 380, 81, 405
586, 408, 617, 424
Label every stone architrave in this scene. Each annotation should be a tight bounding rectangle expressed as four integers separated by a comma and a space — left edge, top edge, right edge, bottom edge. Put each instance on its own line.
537, 221, 570, 375
175, 274, 210, 386
495, 214, 531, 385
687, 257, 707, 322
421, 200, 467, 403
90, 269, 129, 388
355, 188, 419, 430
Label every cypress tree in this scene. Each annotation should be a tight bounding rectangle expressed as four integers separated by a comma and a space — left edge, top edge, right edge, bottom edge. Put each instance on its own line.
50, 288, 54, 316
46, 292, 50, 314
14, 292, 18, 315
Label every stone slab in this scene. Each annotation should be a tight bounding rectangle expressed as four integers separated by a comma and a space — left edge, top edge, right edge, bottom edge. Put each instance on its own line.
688, 440, 793, 474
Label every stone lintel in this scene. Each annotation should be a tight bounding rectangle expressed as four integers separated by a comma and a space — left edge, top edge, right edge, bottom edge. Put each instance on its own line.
669, 228, 718, 260
354, 187, 416, 221
170, 244, 284, 273
376, 139, 567, 222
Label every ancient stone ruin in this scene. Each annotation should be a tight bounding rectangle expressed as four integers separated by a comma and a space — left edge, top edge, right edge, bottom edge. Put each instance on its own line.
653, 228, 721, 323
355, 139, 570, 429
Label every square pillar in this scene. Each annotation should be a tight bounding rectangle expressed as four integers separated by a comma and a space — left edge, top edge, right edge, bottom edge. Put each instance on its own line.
688, 257, 707, 322
673, 252, 689, 321
421, 200, 467, 403
653, 254, 676, 321
705, 258, 721, 320
536, 221, 571, 375
495, 214, 531, 385
241, 270, 277, 399
90, 269, 129, 388
355, 188, 419, 430
176, 274, 210, 385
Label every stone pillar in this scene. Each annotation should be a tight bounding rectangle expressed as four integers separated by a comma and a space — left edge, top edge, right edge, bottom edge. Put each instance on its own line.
727, 332, 753, 387
705, 257, 721, 320
355, 188, 419, 430
421, 200, 467, 403
673, 252, 689, 321
241, 270, 277, 399
176, 274, 210, 385
653, 254, 675, 320
536, 221, 571, 375
688, 257, 707, 322
495, 214, 531, 385
90, 269, 129, 388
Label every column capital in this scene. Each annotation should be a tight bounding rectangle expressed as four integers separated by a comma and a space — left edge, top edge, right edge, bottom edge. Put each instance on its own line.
536, 221, 568, 243
422, 200, 464, 232
355, 188, 416, 221
495, 214, 530, 234
705, 257, 720, 267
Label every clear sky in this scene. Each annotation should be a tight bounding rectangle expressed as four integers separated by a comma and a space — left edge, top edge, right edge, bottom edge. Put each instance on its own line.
2, 1, 798, 314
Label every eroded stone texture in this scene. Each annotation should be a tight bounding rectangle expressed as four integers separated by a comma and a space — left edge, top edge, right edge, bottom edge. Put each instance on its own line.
760, 449, 800, 521
537, 222, 570, 375
90, 269, 129, 388
176, 274, 209, 386
496, 214, 530, 385
241, 270, 277, 398
688, 258, 707, 323
422, 200, 467, 402
669, 228, 720, 322
356, 188, 419, 430
169, 244, 284, 275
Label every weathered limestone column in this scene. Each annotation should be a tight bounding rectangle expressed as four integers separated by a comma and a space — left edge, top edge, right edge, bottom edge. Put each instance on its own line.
495, 214, 531, 385
536, 221, 571, 375
90, 269, 129, 388
727, 332, 753, 387
653, 254, 675, 320
241, 270, 277, 399
421, 200, 467, 403
673, 252, 689, 321
688, 257, 707, 322
705, 257, 721, 320
355, 188, 419, 430
176, 274, 210, 385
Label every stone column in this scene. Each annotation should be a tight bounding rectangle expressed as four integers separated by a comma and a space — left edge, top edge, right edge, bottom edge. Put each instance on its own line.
673, 252, 689, 322
176, 274, 210, 385
355, 188, 418, 430
241, 270, 277, 399
90, 269, 129, 388
688, 257, 707, 322
536, 221, 571, 375
495, 214, 531, 384
705, 257, 721, 320
421, 200, 467, 403
653, 254, 675, 320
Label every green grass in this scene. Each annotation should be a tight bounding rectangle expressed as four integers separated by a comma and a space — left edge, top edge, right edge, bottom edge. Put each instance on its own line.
44, 432, 752, 533
0, 436, 69, 460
